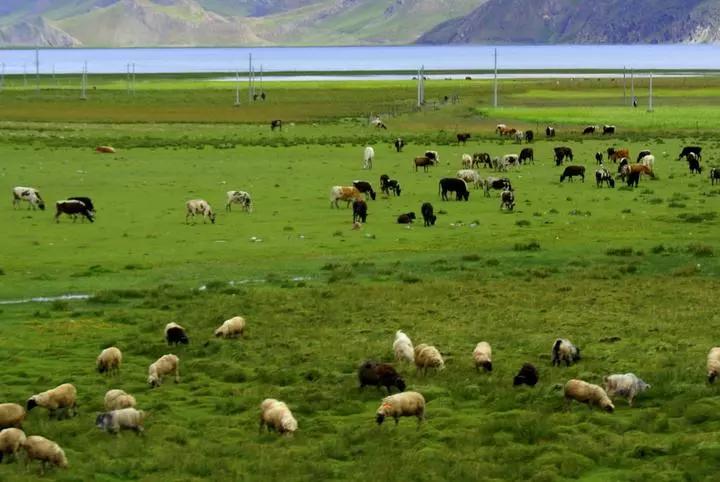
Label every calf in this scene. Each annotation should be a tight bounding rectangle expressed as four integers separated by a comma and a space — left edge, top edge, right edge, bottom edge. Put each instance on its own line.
68, 196, 95, 213
710, 167, 720, 185
12, 186, 45, 210
414, 156, 435, 172
421, 202, 436, 227
595, 152, 603, 164
687, 153, 702, 174
186, 199, 216, 224
352, 199, 368, 223
603, 125, 616, 135
270, 120, 282, 131
554, 147, 573, 166
394, 138, 405, 153
472, 152, 491, 169
457, 133, 471, 144
679, 146, 702, 161
500, 188, 515, 211
636, 150, 651, 162
545, 126, 555, 137
379, 174, 401, 196
352, 180, 377, 201
55, 200, 95, 223
226, 190, 252, 212
397, 212, 416, 224
330, 186, 363, 208
524, 130, 534, 143
617, 158, 629, 178
626, 164, 654, 187
483, 177, 512, 197
514, 131, 524, 143
519, 148, 534, 164
439, 178, 470, 201
560, 165, 585, 183
582, 125, 596, 135
595, 168, 615, 188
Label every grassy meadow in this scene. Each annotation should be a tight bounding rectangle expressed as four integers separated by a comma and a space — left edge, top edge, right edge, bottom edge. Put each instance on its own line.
1, 75, 719, 481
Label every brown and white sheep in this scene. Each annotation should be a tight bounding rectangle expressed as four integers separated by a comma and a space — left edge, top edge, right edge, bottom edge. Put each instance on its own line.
259, 399, 297, 435
104, 389, 137, 411
0, 428, 26, 463
26, 383, 77, 419
96, 347, 122, 375
214, 316, 246, 338
22, 435, 68, 473
564, 379, 614, 412
375, 391, 425, 426
414, 344, 445, 374
0, 403, 26, 429
147, 354, 180, 388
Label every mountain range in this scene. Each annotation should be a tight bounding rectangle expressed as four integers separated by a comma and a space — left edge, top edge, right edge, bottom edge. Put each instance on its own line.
0, 0, 718, 47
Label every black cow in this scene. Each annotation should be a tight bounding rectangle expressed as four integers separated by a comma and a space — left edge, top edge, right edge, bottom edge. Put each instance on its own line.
603, 125, 616, 135
55, 200, 94, 223
554, 147, 573, 166
519, 148, 534, 164
513, 363, 539, 387
627, 170, 641, 187
270, 120, 282, 131
439, 178, 470, 201
68, 196, 95, 213
560, 165, 585, 183
397, 212, 416, 224
688, 153, 702, 174
352, 180, 377, 201
710, 167, 720, 185
546, 126, 555, 137
679, 146, 702, 161
472, 152, 491, 169
636, 150, 651, 162
595, 152, 603, 164
379, 175, 401, 196
394, 138, 405, 152
583, 126, 596, 135
457, 133, 471, 144
352, 199, 368, 223
524, 130, 534, 143
421, 202, 436, 227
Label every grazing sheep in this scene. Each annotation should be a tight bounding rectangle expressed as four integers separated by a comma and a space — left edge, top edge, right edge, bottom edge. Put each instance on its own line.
472, 342, 492, 372
375, 391, 425, 426
22, 435, 68, 473
393, 330, 414, 363
397, 212, 416, 224
414, 344, 445, 374
0, 404, 25, 429
707, 347, 720, 383
147, 354, 180, 388
0, 428, 26, 463
552, 339, 580, 367
96, 346, 122, 375
26, 383, 77, 419
603, 373, 650, 406
104, 389, 137, 411
214, 316, 246, 338
259, 399, 297, 435
564, 379, 614, 413
358, 361, 406, 393
96, 408, 146, 434
165, 322, 189, 345
513, 363, 539, 387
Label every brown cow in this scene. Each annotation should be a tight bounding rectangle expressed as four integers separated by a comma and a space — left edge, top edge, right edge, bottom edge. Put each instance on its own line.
95, 146, 115, 154
330, 186, 363, 208
626, 164, 654, 187
414, 156, 436, 172
607, 147, 629, 163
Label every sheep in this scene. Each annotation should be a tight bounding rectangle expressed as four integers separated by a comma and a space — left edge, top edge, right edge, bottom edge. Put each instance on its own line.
414, 344, 444, 374
375, 391, 425, 426
22, 435, 68, 473
96, 346, 122, 375
393, 330, 414, 363
104, 389, 137, 411
513, 363, 539, 387
0, 428, 26, 463
165, 322, 189, 345
706, 347, 720, 383
552, 338, 580, 367
358, 361, 406, 393
472, 341, 492, 372
603, 373, 650, 406
214, 316, 246, 338
0, 403, 25, 429
564, 379, 614, 413
96, 408, 146, 434
26, 383, 77, 419
147, 354, 180, 388
259, 399, 297, 435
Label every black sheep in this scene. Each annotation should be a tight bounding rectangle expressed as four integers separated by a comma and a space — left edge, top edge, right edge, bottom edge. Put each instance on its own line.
513, 363, 539, 387
358, 361, 406, 394
165, 323, 189, 345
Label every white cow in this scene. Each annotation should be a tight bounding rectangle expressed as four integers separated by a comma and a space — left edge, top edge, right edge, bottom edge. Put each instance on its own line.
461, 154, 472, 168
363, 146, 375, 170
226, 190, 252, 212
456, 169, 482, 189
12, 186, 45, 210
186, 199, 216, 224
639, 155, 655, 170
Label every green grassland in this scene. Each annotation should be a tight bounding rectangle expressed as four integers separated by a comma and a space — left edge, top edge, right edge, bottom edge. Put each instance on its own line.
0, 76, 719, 481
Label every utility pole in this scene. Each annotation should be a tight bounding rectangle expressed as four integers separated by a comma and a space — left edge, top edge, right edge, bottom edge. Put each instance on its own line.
248, 53, 253, 103
630, 68, 635, 107
417, 65, 425, 107
493, 48, 498, 108
234, 70, 241, 106
35, 48, 40, 93
132, 63, 136, 94
80, 61, 87, 100
23, 64, 27, 87
623, 66, 627, 106
127, 63, 131, 94
0, 63, 5, 92
648, 72, 653, 112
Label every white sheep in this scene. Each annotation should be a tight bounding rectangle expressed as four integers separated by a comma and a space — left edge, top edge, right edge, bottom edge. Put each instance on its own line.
147, 354, 180, 388
393, 330, 414, 363
104, 389, 137, 411
414, 344, 445, 374
214, 316, 246, 338
259, 399, 297, 435
0, 403, 26, 429
552, 338, 581, 366
564, 379, 614, 413
707, 347, 720, 383
96, 346, 122, 375
0, 428, 26, 462
96, 408, 146, 434
603, 373, 650, 406
22, 435, 68, 473
26, 383, 77, 419
473, 341, 492, 372
376, 391, 425, 426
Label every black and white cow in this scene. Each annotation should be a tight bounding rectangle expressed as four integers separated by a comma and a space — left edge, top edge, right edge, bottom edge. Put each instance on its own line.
472, 152, 492, 169
12, 186, 45, 210
55, 200, 95, 223
394, 138, 405, 153
545, 126, 555, 137
483, 177, 513, 197
226, 190, 252, 212
687, 153, 702, 174
379, 175, 401, 196
679, 146, 702, 161
595, 152, 603, 164
710, 167, 720, 185
439, 178, 470, 201
636, 150, 651, 162
603, 125, 616, 135
270, 120, 282, 131
595, 168, 615, 188
352, 180, 377, 201
500, 188, 515, 211
68, 196, 95, 213
583, 126, 596, 135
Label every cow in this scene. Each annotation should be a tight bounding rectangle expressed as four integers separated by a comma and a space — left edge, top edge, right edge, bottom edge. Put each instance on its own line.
461, 154, 472, 169
639, 155, 655, 170
502, 154, 519, 170
560, 165, 585, 183
595, 152, 603, 164
393, 138, 405, 153
554, 147, 573, 166
330, 186, 363, 208
524, 130, 534, 143
439, 178, 470, 201
397, 212, 416, 224
687, 153, 702, 174
68, 196, 95, 213
582, 126, 596, 135
500, 188, 515, 211
424, 151, 440, 163
352, 199, 368, 223
636, 150, 652, 162
186, 199, 216, 224
498, 126, 517, 137
457, 133, 471, 144
456, 169, 482, 190
627, 164, 654, 187
472, 152, 491, 169
710, 167, 720, 185
546, 126, 555, 137
226, 190, 252, 212
483, 177, 512, 197
607, 147, 629, 163
603, 125, 616, 135
352, 180, 377, 201
379, 174, 401, 196
55, 200, 95, 223
12, 186, 45, 210
95, 146, 116, 153
514, 131, 524, 144
421, 202, 436, 227
414, 156, 436, 172
519, 148, 534, 165
371, 118, 387, 129
595, 168, 615, 188
679, 146, 702, 161
495, 124, 507, 135
270, 120, 282, 131
363, 146, 375, 170
617, 158, 630, 180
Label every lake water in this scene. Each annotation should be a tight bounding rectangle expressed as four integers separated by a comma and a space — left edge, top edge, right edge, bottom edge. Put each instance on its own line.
1, 45, 719, 76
